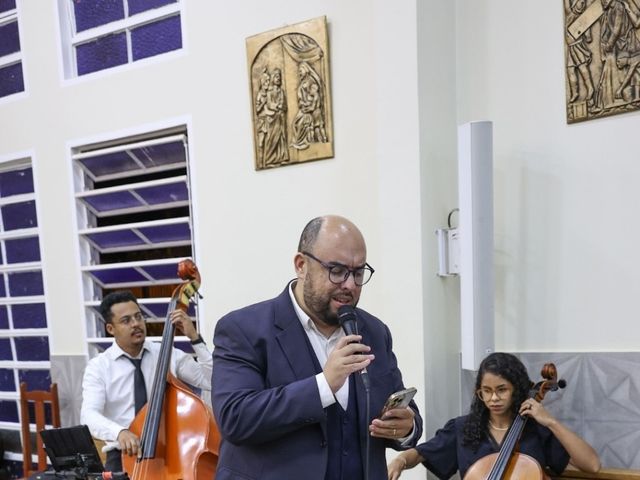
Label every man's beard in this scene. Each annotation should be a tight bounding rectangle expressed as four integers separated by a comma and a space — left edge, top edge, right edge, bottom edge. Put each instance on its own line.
303, 273, 356, 326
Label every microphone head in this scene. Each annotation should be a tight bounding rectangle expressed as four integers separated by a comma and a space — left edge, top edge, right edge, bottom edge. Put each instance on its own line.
337, 305, 355, 321
337, 305, 358, 336
558, 379, 567, 389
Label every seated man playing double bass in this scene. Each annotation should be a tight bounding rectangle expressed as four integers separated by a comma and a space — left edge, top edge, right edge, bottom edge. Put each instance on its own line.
387, 353, 600, 479
80, 291, 212, 473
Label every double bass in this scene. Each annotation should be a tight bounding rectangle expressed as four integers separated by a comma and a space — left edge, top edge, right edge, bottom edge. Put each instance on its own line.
122, 259, 220, 479
464, 363, 566, 480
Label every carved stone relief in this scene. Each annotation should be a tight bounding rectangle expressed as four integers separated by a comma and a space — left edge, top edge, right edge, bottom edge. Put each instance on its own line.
564, 0, 640, 123
247, 16, 334, 170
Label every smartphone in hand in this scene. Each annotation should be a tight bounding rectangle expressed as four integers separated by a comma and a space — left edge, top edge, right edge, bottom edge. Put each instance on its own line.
379, 387, 417, 418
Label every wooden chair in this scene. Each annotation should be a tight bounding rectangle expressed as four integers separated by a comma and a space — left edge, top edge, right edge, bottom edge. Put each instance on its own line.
19, 382, 61, 477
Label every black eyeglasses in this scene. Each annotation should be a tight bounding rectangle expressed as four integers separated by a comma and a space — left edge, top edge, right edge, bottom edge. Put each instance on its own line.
301, 251, 375, 286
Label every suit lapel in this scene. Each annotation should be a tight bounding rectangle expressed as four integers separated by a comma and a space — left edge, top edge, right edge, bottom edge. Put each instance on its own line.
273, 283, 328, 441
273, 284, 321, 380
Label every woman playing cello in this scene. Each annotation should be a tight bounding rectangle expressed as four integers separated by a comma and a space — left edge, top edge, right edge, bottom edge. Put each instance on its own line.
387, 353, 600, 479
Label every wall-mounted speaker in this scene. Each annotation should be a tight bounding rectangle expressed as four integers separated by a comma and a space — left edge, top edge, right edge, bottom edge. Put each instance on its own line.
457, 121, 494, 371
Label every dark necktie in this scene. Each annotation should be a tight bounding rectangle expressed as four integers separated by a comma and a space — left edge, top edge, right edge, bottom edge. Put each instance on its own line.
126, 354, 147, 414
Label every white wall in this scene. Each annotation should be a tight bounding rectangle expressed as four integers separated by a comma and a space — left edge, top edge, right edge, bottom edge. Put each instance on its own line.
456, 0, 640, 352
417, 0, 463, 442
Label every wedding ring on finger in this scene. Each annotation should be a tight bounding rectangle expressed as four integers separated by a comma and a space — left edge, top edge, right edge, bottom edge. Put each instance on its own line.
393, 428, 397, 436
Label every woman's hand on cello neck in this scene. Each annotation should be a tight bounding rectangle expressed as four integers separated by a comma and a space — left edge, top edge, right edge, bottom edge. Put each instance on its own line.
518, 398, 556, 427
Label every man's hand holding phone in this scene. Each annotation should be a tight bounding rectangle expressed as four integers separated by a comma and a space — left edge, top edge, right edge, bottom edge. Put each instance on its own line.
369, 387, 417, 440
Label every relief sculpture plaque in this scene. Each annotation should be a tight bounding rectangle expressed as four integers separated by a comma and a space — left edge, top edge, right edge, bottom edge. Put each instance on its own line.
564, 0, 640, 123
247, 16, 334, 170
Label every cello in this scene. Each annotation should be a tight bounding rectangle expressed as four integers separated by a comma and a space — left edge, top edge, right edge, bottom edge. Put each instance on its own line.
464, 363, 566, 480
122, 259, 221, 480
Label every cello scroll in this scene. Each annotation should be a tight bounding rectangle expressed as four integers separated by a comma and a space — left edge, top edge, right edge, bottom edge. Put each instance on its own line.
530, 363, 567, 403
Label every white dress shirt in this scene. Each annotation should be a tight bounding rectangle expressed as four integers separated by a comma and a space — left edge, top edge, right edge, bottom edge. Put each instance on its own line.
80, 339, 212, 443
289, 284, 349, 409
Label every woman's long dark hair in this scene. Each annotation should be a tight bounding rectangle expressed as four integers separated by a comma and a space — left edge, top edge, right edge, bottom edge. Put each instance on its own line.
462, 353, 532, 451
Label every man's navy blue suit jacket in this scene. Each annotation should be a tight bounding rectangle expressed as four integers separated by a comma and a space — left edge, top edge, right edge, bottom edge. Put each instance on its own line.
211, 283, 422, 480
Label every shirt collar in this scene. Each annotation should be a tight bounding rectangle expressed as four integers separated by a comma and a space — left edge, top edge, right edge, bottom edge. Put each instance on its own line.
106, 339, 151, 360
288, 281, 312, 331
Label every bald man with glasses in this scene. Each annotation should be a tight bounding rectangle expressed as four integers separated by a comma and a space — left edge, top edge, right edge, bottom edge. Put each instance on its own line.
212, 215, 422, 480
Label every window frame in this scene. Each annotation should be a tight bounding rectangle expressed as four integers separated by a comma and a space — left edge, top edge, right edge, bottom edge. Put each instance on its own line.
56, 0, 185, 80
0, 155, 51, 463
71, 124, 199, 356
0, 2, 26, 101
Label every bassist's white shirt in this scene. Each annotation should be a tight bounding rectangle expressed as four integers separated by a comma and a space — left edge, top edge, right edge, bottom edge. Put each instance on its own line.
80, 339, 212, 447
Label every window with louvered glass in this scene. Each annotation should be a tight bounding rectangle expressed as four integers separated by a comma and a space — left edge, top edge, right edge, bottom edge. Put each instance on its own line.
73, 127, 199, 356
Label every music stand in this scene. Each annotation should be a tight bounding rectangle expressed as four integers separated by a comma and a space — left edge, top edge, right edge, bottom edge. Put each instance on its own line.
39, 425, 104, 477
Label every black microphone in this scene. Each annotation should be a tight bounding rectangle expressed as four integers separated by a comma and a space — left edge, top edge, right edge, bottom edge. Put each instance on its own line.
337, 305, 359, 336
337, 305, 370, 390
